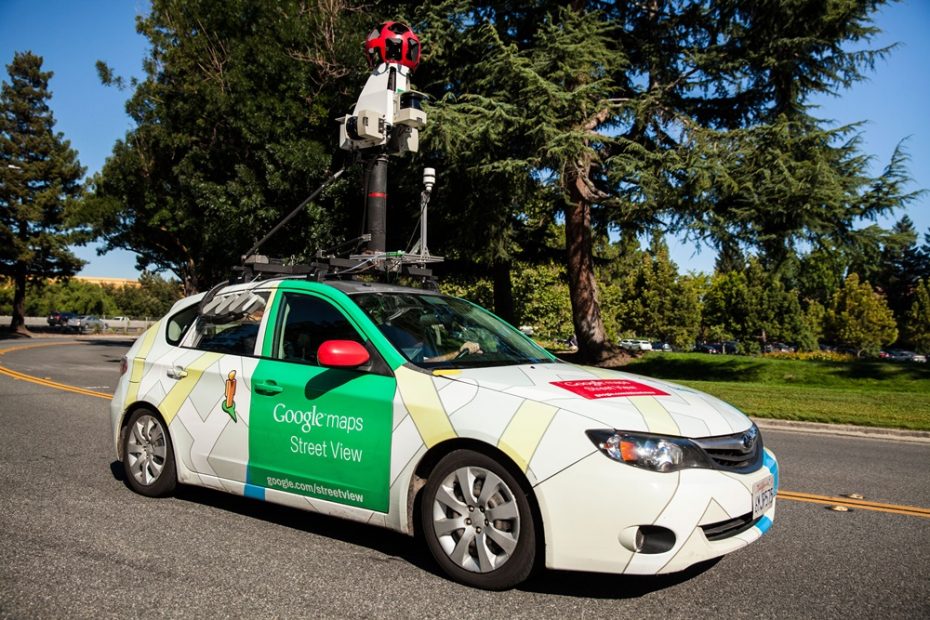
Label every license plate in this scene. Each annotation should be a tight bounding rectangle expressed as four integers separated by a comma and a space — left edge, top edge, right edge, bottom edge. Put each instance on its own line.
752, 474, 775, 519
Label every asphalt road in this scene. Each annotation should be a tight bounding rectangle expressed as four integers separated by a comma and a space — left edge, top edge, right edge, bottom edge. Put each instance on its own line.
1, 338, 928, 619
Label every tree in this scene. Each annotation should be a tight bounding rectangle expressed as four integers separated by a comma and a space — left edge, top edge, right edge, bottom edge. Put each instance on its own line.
107, 272, 183, 318
867, 216, 922, 333
29, 279, 118, 317
0, 52, 85, 332
794, 246, 847, 310
611, 233, 701, 349
81, 0, 373, 294
904, 279, 930, 354
826, 273, 897, 357
702, 257, 805, 350
919, 229, 930, 283
414, 0, 914, 362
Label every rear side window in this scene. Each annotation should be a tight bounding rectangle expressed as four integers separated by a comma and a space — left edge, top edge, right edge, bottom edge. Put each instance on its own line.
189, 291, 269, 356
166, 305, 198, 346
273, 293, 363, 365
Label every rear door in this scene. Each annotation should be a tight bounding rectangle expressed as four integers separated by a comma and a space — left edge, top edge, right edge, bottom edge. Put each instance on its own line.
246, 289, 396, 513
161, 290, 270, 486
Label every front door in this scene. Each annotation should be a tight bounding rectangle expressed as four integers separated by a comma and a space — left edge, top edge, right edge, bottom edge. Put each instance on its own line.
247, 290, 395, 513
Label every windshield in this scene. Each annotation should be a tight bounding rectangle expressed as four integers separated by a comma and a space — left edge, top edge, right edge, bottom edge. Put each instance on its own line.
353, 292, 555, 369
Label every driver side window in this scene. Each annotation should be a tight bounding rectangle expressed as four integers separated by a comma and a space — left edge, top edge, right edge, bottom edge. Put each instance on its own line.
273, 293, 363, 365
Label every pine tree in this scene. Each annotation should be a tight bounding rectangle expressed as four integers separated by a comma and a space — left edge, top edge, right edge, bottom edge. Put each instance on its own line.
414, 0, 913, 362
874, 216, 922, 336
904, 279, 930, 354
0, 52, 84, 332
613, 233, 701, 348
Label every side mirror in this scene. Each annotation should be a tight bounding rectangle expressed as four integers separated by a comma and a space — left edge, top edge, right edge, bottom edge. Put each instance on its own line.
317, 340, 371, 368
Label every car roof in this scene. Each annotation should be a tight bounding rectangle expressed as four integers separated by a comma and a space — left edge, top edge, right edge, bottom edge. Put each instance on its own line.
232, 277, 438, 297
324, 280, 440, 296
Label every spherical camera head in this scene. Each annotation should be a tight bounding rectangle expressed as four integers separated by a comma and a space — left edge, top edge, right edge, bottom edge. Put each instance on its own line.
364, 21, 420, 70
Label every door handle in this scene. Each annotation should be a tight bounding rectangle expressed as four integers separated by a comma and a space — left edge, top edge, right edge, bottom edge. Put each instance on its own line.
254, 380, 283, 395
166, 366, 188, 379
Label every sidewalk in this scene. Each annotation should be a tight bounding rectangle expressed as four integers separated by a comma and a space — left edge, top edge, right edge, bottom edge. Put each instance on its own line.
753, 417, 930, 443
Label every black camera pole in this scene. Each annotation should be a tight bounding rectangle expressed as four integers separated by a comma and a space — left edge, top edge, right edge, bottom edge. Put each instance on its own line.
365, 155, 389, 254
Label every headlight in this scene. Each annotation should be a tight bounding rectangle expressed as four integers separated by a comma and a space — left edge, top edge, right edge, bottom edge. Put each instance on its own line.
586, 430, 714, 472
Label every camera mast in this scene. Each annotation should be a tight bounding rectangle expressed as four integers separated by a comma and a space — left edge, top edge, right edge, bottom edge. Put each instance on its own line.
241, 21, 441, 283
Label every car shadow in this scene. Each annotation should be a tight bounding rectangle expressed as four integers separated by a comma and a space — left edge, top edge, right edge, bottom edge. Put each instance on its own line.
520, 557, 721, 598
84, 338, 136, 347
109, 460, 719, 596
110, 461, 125, 482
108, 461, 441, 577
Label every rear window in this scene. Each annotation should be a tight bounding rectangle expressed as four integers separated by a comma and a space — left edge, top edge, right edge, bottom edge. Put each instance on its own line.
166, 305, 198, 346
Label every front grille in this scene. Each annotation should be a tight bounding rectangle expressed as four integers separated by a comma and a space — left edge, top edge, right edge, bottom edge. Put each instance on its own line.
701, 512, 760, 541
693, 426, 764, 473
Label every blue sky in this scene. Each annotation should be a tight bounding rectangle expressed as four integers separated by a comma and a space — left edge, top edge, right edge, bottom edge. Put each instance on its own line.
1, 0, 928, 279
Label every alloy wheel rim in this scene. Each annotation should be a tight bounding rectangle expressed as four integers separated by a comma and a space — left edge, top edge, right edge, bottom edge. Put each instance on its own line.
431, 465, 520, 573
126, 414, 167, 485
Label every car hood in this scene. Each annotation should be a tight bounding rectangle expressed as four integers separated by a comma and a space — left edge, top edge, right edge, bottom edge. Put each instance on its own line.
435, 362, 751, 439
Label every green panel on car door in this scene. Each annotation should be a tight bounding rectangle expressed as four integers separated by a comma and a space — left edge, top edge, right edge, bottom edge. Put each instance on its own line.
248, 285, 396, 513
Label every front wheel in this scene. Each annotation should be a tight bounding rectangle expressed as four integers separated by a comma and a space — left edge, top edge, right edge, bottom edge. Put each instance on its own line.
122, 408, 176, 497
421, 450, 537, 590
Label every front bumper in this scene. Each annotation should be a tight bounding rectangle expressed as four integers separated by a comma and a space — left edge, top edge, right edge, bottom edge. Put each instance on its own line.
534, 447, 778, 574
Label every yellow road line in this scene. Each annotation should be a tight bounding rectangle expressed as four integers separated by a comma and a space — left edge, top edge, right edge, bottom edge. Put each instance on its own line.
0, 341, 82, 356
0, 341, 112, 400
779, 490, 930, 518
0, 364, 112, 399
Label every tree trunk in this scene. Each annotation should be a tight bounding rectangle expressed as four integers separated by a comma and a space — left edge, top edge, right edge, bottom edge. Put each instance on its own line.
10, 260, 27, 332
492, 259, 515, 324
564, 186, 611, 362
181, 256, 199, 296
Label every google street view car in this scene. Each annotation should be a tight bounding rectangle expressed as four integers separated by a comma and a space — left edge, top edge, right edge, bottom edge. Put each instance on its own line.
111, 278, 777, 589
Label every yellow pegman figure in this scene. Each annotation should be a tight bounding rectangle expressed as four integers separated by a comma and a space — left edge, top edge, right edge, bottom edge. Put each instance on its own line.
221, 370, 237, 421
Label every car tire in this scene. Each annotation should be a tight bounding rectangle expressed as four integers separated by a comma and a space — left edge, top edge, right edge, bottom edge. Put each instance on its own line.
421, 450, 536, 590
122, 408, 177, 497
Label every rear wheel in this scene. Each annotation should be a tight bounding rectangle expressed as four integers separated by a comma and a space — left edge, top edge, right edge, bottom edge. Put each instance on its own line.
421, 450, 536, 590
122, 408, 176, 497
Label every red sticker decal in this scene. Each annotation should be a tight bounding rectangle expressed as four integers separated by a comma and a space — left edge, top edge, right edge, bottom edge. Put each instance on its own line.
551, 379, 669, 399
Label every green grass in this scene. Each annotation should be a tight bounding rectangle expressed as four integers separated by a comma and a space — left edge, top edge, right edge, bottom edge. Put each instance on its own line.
623, 353, 930, 431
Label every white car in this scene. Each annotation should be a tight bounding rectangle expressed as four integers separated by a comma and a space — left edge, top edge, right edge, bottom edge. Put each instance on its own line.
619, 338, 653, 351
110, 279, 777, 589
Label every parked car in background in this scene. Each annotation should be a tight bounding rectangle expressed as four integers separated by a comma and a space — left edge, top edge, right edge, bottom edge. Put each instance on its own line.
619, 338, 653, 351
884, 350, 927, 363
720, 341, 739, 354
47, 311, 77, 327
763, 342, 794, 353
109, 316, 131, 329
67, 315, 108, 333
651, 341, 673, 352
698, 341, 739, 354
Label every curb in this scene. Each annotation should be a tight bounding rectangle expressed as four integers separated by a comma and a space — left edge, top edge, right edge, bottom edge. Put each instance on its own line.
753, 417, 930, 444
